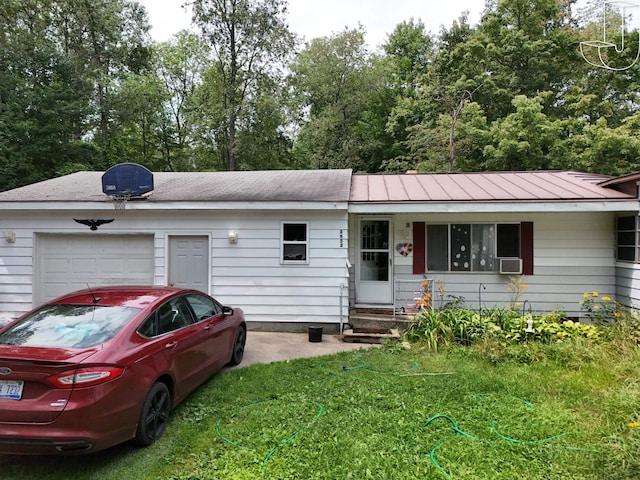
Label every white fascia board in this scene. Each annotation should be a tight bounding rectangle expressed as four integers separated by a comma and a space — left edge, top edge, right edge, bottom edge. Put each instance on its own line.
348, 200, 640, 214
0, 201, 350, 211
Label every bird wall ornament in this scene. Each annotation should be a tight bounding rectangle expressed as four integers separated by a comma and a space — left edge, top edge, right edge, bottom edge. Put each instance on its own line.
73, 219, 115, 231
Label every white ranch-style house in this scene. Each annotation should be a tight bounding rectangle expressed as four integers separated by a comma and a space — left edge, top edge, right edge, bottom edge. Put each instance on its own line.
1, 167, 639, 330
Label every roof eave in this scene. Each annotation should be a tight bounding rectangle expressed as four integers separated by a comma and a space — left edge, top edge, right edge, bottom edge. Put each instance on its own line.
0, 200, 350, 211
348, 199, 639, 214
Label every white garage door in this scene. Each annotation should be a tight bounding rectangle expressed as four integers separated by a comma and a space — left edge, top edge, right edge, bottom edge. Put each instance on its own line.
35, 234, 154, 304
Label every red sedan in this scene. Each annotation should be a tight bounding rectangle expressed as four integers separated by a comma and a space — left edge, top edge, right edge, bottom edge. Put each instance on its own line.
0, 286, 246, 455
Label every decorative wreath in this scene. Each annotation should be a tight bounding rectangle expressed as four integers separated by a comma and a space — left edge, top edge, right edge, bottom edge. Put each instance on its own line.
396, 242, 413, 256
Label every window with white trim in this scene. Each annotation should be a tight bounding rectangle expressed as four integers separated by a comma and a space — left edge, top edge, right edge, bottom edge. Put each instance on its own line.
616, 215, 639, 262
281, 222, 308, 264
426, 223, 520, 272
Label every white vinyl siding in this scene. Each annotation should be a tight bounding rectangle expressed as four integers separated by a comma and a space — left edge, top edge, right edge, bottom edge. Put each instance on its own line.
351, 212, 618, 319
0, 209, 349, 327
615, 264, 640, 309
210, 213, 348, 325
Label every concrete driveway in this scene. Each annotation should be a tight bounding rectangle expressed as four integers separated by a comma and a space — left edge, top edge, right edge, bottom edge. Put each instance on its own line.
229, 331, 379, 369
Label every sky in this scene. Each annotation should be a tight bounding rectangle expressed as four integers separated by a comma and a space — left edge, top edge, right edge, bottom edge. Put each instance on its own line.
139, 0, 487, 48
139, 1, 640, 53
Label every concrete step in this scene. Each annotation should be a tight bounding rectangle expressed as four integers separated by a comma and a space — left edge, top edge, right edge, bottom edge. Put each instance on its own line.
348, 309, 415, 331
342, 327, 401, 344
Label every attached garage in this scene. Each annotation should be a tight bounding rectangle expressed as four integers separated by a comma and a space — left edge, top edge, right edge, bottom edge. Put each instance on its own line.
35, 234, 154, 304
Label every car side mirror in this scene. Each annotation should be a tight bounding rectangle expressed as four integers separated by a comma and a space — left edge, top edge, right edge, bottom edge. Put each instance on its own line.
222, 306, 234, 315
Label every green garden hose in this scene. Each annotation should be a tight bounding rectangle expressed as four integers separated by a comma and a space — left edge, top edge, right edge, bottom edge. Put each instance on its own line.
215, 399, 324, 479
422, 395, 606, 478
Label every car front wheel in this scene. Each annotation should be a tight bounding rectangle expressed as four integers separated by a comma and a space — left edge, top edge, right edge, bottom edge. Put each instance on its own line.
134, 382, 171, 446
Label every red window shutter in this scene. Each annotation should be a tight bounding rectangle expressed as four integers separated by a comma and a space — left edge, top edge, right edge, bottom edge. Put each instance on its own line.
521, 222, 534, 275
413, 222, 425, 274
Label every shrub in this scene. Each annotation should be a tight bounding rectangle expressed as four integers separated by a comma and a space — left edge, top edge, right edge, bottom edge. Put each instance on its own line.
532, 317, 602, 343
405, 304, 605, 351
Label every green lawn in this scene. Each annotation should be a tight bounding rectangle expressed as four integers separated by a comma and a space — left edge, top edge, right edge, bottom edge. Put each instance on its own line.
2, 340, 639, 479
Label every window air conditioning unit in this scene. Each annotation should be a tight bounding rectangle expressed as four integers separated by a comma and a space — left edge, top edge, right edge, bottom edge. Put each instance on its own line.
499, 258, 523, 274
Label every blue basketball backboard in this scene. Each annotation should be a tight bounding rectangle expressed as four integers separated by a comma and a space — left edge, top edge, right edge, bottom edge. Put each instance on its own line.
102, 163, 154, 197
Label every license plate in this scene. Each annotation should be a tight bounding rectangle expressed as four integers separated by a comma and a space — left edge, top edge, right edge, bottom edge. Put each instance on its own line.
0, 380, 24, 400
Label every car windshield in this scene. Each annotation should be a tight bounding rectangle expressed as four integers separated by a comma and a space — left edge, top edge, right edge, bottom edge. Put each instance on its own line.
0, 304, 141, 348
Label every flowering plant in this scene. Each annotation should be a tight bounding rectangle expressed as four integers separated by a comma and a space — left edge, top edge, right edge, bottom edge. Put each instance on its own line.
506, 276, 528, 306
416, 280, 432, 309
580, 292, 621, 324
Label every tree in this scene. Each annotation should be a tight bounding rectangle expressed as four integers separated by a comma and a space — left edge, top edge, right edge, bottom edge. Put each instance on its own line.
573, 114, 640, 175
458, 0, 583, 122
382, 19, 436, 167
190, 0, 295, 171
57, 0, 151, 147
289, 28, 386, 171
106, 72, 167, 169
385, 13, 488, 173
484, 95, 563, 171
402, 101, 491, 173
233, 74, 295, 170
0, 0, 151, 191
154, 32, 210, 171
0, 0, 97, 190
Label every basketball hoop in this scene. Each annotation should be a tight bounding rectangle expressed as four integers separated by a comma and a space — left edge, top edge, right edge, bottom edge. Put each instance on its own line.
101, 163, 154, 210
111, 193, 131, 210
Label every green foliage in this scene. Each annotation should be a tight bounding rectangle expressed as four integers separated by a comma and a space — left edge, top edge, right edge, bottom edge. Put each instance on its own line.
580, 291, 624, 325
289, 27, 392, 171
532, 317, 603, 343
605, 314, 640, 348
191, 0, 295, 171
484, 95, 563, 171
405, 301, 608, 352
0, 0, 150, 191
3, 0, 640, 188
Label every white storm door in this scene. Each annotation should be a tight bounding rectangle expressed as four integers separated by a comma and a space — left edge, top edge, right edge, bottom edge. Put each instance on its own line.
356, 218, 392, 305
168, 236, 209, 293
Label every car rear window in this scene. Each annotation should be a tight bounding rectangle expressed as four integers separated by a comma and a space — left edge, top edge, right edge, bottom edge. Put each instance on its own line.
0, 304, 141, 348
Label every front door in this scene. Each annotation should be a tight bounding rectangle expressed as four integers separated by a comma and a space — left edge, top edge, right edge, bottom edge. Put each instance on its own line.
356, 218, 393, 305
168, 235, 209, 293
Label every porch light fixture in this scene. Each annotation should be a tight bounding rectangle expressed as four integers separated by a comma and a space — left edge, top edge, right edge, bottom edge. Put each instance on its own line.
4, 232, 15, 244
228, 231, 239, 244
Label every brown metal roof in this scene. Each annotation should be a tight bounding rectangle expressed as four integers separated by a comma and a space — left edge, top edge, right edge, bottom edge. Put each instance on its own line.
0, 169, 353, 203
350, 171, 636, 202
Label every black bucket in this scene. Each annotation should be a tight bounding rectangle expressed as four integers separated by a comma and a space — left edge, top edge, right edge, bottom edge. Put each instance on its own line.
308, 326, 323, 343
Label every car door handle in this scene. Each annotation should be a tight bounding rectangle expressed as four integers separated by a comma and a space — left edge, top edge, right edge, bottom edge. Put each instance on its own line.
165, 341, 178, 349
